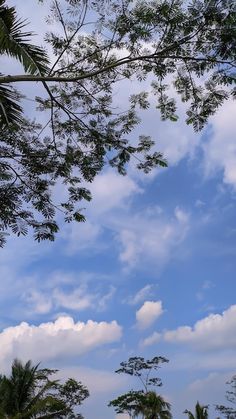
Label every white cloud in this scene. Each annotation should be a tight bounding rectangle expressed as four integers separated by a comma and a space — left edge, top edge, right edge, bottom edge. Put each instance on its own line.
117, 206, 190, 269
125, 284, 155, 305
136, 78, 201, 169
164, 305, 236, 351
62, 171, 142, 253
141, 331, 161, 347
89, 171, 142, 216
53, 288, 94, 311
158, 123, 198, 166
0, 316, 122, 369
136, 301, 163, 330
25, 290, 53, 314
25, 284, 116, 314
174, 207, 189, 224
98, 286, 116, 311
203, 100, 236, 189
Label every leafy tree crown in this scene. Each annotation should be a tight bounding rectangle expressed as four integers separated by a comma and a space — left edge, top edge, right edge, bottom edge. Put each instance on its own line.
0, 0, 235, 245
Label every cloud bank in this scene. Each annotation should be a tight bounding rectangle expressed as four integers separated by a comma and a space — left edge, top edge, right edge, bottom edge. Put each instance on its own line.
0, 316, 122, 369
143, 305, 236, 351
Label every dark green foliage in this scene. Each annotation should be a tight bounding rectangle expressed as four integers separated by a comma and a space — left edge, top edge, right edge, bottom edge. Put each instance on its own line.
139, 391, 172, 419
109, 356, 171, 418
109, 390, 172, 418
115, 356, 169, 390
184, 401, 209, 419
0, 0, 235, 244
0, 358, 89, 418
0, 84, 22, 126
109, 390, 144, 417
0, 0, 49, 126
0, 0, 49, 75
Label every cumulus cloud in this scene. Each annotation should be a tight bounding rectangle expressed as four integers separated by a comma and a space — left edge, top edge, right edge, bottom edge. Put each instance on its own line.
164, 305, 236, 351
136, 301, 163, 330
0, 316, 122, 369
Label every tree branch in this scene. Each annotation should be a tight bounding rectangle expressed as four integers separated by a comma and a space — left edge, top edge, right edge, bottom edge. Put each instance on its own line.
0, 54, 234, 84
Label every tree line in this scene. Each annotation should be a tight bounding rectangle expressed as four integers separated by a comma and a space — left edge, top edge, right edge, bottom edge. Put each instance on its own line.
0, 357, 235, 418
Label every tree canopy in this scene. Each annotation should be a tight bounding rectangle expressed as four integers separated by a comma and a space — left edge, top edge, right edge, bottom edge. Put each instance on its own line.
0, 357, 234, 418
0, 0, 235, 245
108, 356, 172, 418
0, 358, 89, 418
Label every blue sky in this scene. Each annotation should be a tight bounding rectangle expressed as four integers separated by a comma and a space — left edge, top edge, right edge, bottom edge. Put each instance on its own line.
1, 1, 236, 418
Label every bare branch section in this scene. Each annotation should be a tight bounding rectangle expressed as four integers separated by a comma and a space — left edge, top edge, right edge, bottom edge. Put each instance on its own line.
0, 0, 235, 245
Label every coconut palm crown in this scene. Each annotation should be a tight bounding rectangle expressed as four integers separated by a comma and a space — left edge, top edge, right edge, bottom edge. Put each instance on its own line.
0, 358, 89, 418
138, 391, 172, 419
184, 401, 209, 419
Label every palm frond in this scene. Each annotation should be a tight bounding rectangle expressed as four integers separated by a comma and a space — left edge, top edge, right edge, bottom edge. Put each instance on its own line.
0, 83, 23, 126
184, 402, 209, 419
0, 1, 49, 75
0, 0, 50, 126
184, 410, 195, 419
